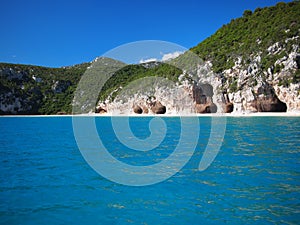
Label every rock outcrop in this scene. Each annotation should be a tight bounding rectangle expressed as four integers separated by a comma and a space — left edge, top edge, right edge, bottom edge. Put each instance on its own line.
192, 39, 299, 113
192, 82, 218, 113
150, 101, 166, 114
142, 106, 149, 114
133, 105, 143, 114
221, 93, 234, 113
195, 103, 217, 113
251, 82, 287, 112
95, 105, 107, 114
224, 102, 234, 113
251, 97, 287, 112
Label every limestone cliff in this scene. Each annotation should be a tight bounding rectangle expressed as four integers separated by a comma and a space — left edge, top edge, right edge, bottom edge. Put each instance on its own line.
95, 2, 300, 114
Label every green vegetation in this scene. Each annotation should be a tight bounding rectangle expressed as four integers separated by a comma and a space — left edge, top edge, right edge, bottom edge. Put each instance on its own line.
191, 1, 300, 73
0, 61, 182, 114
0, 62, 89, 114
99, 62, 182, 102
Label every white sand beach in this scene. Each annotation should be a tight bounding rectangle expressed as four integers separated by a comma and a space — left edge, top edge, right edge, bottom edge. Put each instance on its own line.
2, 111, 300, 117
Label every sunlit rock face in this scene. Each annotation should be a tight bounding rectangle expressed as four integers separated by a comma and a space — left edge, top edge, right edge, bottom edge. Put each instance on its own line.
150, 101, 166, 114
213, 39, 300, 113
96, 36, 299, 115
224, 102, 234, 113
251, 82, 287, 112
95, 48, 298, 115
133, 105, 143, 114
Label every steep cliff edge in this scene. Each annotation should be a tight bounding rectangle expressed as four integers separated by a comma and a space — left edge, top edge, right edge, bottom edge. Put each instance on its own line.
190, 1, 300, 113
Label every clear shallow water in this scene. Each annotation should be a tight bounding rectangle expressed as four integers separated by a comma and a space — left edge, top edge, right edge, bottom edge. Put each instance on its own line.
0, 116, 299, 225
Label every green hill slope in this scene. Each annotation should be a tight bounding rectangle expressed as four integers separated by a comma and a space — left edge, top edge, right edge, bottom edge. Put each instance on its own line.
191, 1, 300, 73
0, 63, 89, 114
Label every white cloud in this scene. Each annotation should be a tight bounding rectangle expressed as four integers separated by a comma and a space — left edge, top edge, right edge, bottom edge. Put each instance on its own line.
138, 51, 184, 64
139, 58, 158, 64
161, 51, 183, 61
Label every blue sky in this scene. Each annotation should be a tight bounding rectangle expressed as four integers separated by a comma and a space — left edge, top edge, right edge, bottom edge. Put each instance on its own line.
0, 0, 291, 67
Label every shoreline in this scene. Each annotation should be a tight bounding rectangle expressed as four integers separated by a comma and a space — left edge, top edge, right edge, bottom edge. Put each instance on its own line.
1, 112, 300, 117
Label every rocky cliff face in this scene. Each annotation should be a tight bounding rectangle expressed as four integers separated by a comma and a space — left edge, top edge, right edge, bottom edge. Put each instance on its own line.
215, 38, 300, 113
96, 37, 299, 115
95, 76, 195, 115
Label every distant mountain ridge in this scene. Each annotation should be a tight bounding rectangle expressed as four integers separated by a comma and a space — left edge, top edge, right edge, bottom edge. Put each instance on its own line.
0, 1, 299, 114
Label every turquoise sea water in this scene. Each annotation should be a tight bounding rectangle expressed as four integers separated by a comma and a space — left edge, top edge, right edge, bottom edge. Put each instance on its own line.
0, 116, 299, 225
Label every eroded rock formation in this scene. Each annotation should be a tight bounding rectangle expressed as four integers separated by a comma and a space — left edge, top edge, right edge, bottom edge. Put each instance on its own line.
192, 83, 218, 113
95, 105, 107, 114
251, 97, 287, 112
93, 37, 299, 115
224, 103, 234, 113
251, 83, 287, 112
150, 101, 166, 114
221, 93, 234, 113
195, 103, 217, 113
133, 105, 143, 114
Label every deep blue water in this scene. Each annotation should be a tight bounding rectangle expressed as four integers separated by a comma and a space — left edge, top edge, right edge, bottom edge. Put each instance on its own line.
0, 116, 299, 225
